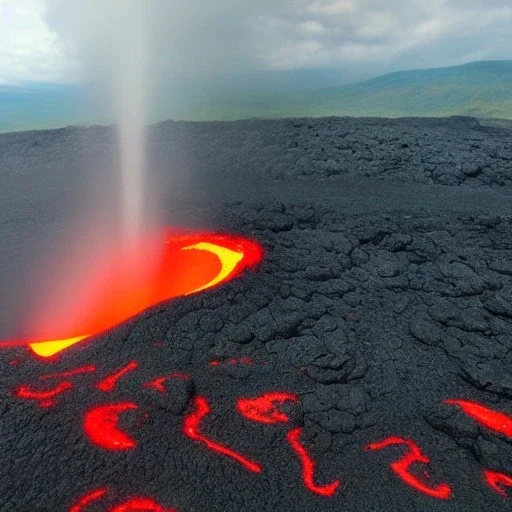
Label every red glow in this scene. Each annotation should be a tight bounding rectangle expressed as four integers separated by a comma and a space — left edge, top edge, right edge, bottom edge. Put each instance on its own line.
444, 399, 512, 438
84, 402, 138, 450
97, 361, 139, 392
0, 231, 263, 357
365, 437, 452, 499
286, 427, 340, 497
39, 365, 97, 380
210, 357, 255, 367
237, 392, 299, 424
69, 489, 175, 512
183, 395, 262, 473
14, 381, 72, 408
143, 373, 190, 393
484, 469, 512, 497
69, 487, 108, 512
14, 365, 98, 407
108, 498, 176, 512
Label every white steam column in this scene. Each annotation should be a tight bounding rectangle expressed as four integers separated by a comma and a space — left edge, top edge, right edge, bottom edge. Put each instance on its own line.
111, 1, 149, 248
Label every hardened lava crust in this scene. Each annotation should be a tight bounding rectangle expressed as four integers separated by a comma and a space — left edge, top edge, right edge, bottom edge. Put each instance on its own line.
0, 116, 512, 511
2, 115, 511, 187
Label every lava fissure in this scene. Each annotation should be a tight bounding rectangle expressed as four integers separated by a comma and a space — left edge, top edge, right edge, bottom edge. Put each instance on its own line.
365, 437, 452, 499
108, 497, 176, 512
286, 427, 341, 497
237, 392, 299, 424
143, 372, 190, 393
40, 364, 97, 380
69, 488, 176, 512
69, 487, 108, 512
444, 399, 512, 438
484, 469, 512, 497
210, 357, 255, 367
14, 381, 72, 408
97, 361, 139, 392
183, 395, 262, 473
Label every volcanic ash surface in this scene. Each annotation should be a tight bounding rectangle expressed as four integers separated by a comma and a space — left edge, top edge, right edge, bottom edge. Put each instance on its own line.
1, 116, 512, 511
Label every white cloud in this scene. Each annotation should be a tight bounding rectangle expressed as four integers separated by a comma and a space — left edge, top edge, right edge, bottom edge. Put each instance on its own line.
267, 39, 326, 69
306, 1, 358, 16
355, 12, 398, 39
254, 0, 512, 70
0, 0, 78, 84
297, 20, 328, 35
0, 0, 511, 86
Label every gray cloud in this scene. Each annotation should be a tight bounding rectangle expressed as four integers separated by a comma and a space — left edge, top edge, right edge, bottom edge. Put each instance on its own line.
43, 0, 512, 91
44, 0, 278, 84
251, 0, 512, 70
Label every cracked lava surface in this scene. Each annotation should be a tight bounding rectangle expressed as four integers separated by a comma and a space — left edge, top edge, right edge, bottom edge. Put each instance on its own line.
1, 116, 512, 511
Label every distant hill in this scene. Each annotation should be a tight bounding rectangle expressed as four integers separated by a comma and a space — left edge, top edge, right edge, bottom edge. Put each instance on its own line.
1, 60, 512, 133
184, 60, 512, 121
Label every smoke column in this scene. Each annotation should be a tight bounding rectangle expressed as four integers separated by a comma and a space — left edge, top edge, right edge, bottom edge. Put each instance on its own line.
112, 1, 149, 246
15, 1, 155, 340
45, 0, 152, 247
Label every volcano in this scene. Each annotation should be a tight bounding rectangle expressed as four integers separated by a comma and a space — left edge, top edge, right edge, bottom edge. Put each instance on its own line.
0, 116, 512, 511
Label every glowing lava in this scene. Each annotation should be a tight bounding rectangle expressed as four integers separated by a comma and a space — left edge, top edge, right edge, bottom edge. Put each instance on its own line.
14, 381, 73, 408
365, 437, 452, 499
183, 395, 262, 473
0, 231, 263, 358
69, 487, 109, 512
286, 427, 341, 497
97, 361, 139, 392
40, 365, 97, 380
444, 399, 512, 439
109, 497, 176, 512
84, 402, 139, 450
14, 364, 97, 407
237, 392, 299, 424
143, 372, 190, 393
68, 488, 176, 512
484, 469, 512, 497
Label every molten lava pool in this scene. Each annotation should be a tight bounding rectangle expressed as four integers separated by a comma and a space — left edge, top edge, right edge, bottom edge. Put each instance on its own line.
0, 230, 263, 358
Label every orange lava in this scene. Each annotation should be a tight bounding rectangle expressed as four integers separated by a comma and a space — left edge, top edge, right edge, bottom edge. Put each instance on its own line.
365, 437, 452, 499
237, 392, 299, 424
183, 395, 262, 473
84, 402, 139, 451
484, 469, 512, 497
286, 427, 341, 497
444, 399, 512, 439
0, 230, 263, 358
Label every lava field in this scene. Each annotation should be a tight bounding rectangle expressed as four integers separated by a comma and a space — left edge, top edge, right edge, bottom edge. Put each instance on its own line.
0, 116, 512, 511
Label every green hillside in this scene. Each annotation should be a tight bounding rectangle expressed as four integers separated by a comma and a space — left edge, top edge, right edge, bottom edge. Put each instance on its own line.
182, 60, 512, 121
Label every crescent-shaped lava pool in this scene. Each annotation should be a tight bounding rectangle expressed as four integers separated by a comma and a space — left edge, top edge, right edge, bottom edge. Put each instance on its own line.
0, 229, 263, 358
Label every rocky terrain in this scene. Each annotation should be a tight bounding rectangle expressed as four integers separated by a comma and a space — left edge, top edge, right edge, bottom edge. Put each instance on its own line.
0, 115, 511, 511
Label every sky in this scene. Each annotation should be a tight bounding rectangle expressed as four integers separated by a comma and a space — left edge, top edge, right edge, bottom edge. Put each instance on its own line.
1, 0, 512, 90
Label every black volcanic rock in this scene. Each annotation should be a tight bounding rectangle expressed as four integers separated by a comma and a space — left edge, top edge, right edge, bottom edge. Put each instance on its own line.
0, 116, 512, 511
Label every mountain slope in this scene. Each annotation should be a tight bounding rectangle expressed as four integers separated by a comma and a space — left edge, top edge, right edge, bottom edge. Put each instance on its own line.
1, 60, 512, 132
186, 60, 512, 121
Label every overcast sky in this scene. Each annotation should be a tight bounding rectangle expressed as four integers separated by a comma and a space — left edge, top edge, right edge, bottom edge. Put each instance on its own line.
1, 0, 512, 88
